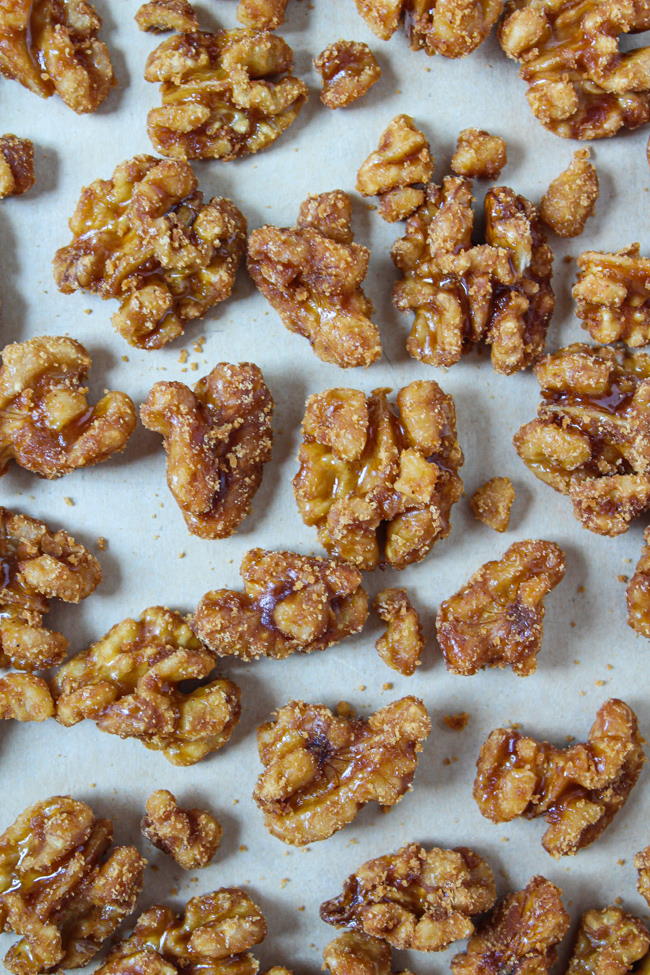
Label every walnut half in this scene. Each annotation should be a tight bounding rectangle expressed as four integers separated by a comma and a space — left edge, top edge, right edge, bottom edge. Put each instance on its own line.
315, 41, 381, 109
141, 790, 222, 870
565, 907, 650, 975
356, 115, 433, 223
0, 135, 34, 198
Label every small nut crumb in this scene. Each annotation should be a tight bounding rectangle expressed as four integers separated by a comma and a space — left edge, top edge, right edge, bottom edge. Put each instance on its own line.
444, 712, 469, 732
470, 477, 515, 532
374, 588, 424, 676
450, 128, 507, 180
574, 243, 650, 347
356, 114, 433, 222
381, 682, 393, 691
315, 40, 381, 109
565, 907, 649, 975
135, 0, 199, 32
64, 496, 74, 506
141, 789, 222, 869
178, 349, 189, 364
95, 536, 107, 551
540, 149, 598, 238
0, 134, 34, 198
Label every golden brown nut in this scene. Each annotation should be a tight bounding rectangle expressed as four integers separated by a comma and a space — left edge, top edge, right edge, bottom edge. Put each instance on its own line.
374, 588, 424, 676
0, 795, 146, 975
573, 245, 650, 347
248, 191, 382, 367
315, 41, 381, 109
499, 0, 650, 139
353, 0, 503, 58
635, 847, 650, 907
141, 364, 273, 539
323, 932, 392, 975
393, 177, 554, 374
237, 0, 289, 29
540, 149, 599, 238
145, 28, 307, 161
627, 526, 650, 637
53, 156, 246, 350
450, 128, 507, 180
321, 843, 496, 951
566, 907, 650, 975
0, 673, 54, 721
141, 790, 222, 870
192, 548, 368, 660
469, 476, 515, 532
52, 606, 241, 766
473, 698, 644, 857
253, 696, 431, 845
356, 115, 433, 222
0, 0, 114, 112
451, 876, 569, 975
0, 135, 34, 198
135, 0, 199, 32
513, 343, 650, 535
436, 539, 565, 677
293, 382, 464, 570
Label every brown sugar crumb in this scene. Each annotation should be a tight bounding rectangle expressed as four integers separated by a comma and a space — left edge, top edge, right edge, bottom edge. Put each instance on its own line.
374, 588, 424, 676
0, 673, 54, 721
444, 712, 469, 732
635, 846, 650, 907
565, 907, 649, 975
619, 574, 629, 583
237, 0, 289, 29
356, 115, 433, 222
315, 41, 381, 109
141, 789, 222, 869
247, 191, 382, 367
450, 128, 507, 180
323, 932, 393, 975
540, 149, 598, 238
470, 477, 515, 532
135, 0, 198, 31
573, 244, 650, 347
436, 540, 566, 677
382, 682, 393, 691
0, 134, 34, 198
321, 843, 496, 951
178, 349, 189, 364
473, 698, 644, 857
64, 496, 74, 506
353, 0, 503, 58
253, 696, 430, 845
627, 527, 650, 637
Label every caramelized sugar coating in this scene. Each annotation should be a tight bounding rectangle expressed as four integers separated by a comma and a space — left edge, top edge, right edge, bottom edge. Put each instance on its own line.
0, 135, 34, 198
540, 149, 599, 238
315, 41, 381, 109
52, 606, 241, 766
145, 29, 306, 161
473, 698, 644, 857
253, 696, 431, 845
627, 526, 650, 637
248, 191, 382, 368
0, 507, 101, 671
451, 877, 569, 975
513, 343, 650, 535
356, 115, 434, 223
0, 673, 54, 721
374, 588, 424, 676
353, 0, 503, 58
141, 364, 273, 539
53, 156, 246, 350
321, 843, 496, 951
0, 0, 114, 112
323, 932, 393, 975
293, 383, 464, 570
0, 796, 146, 975
436, 539, 566, 677
450, 128, 507, 180
141, 790, 222, 870
135, 0, 199, 32
192, 548, 368, 661
470, 476, 515, 532
566, 907, 650, 975
499, 0, 650, 139
635, 847, 650, 907
393, 177, 554, 374
237, 0, 290, 29
573, 245, 650, 347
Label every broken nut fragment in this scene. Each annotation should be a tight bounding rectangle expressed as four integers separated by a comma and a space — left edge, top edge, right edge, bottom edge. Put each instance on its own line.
627, 526, 650, 637
253, 696, 431, 845
473, 698, 644, 857
141, 363, 273, 539
52, 606, 241, 766
635, 847, 650, 908
237, 0, 290, 29
323, 932, 393, 975
450, 128, 507, 180
315, 41, 381, 109
565, 907, 650, 975
192, 548, 368, 660
374, 589, 424, 676
141, 790, 222, 870
0, 673, 54, 721
353, 0, 503, 58
470, 477, 515, 532
356, 115, 433, 222
540, 149, 599, 238
135, 0, 199, 32
573, 245, 650, 347
0, 135, 34, 198
436, 539, 565, 677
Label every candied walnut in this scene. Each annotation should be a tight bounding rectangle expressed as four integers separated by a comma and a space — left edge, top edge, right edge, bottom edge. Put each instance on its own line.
436, 539, 565, 677
253, 696, 431, 845
0, 135, 34, 199
141, 790, 222, 870
293, 382, 464, 570
635, 847, 650, 907
0, 795, 146, 975
0, 673, 53, 721
193, 548, 368, 661
141, 364, 273, 539
52, 606, 241, 766
135, 0, 199, 32
566, 907, 650, 975
513, 343, 650, 536
53, 156, 246, 350
315, 41, 381, 109
356, 115, 433, 223
450, 128, 507, 180
353, 0, 503, 58
393, 177, 554, 374
573, 244, 650, 347
324, 932, 393, 975
237, 0, 289, 29
473, 698, 644, 857
145, 29, 306, 161
373, 589, 424, 676
627, 526, 650, 637
0, 507, 101, 671
248, 191, 382, 367
540, 150, 599, 238
321, 843, 496, 951
470, 476, 514, 532
451, 876, 569, 975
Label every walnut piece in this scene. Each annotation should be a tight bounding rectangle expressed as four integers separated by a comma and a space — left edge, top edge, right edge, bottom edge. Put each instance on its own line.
0, 795, 146, 975
248, 191, 382, 367
473, 698, 644, 857
353, 0, 503, 58
323, 932, 393, 975
356, 115, 434, 222
0, 0, 114, 112
293, 382, 464, 570
141, 363, 273, 539
566, 907, 650, 975
52, 606, 241, 766
470, 476, 515, 532
627, 526, 650, 637
135, 0, 199, 32
192, 548, 368, 661
0, 673, 54, 721
0, 507, 101, 671
573, 244, 650, 347
315, 41, 381, 109
451, 876, 569, 975
374, 589, 424, 676
141, 790, 222, 870
393, 176, 554, 374
450, 128, 507, 180
321, 843, 496, 951
540, 149, 599, 238
253, 696, 431, 845
0, 135, 34, 198
513, 343, 650, 536
436, 539, 565, 677
237, 0, 289, 29
53, 155, 246, 350
499, 0, 650, 139
145, 28, 307, 161
635, 847, 650, 907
